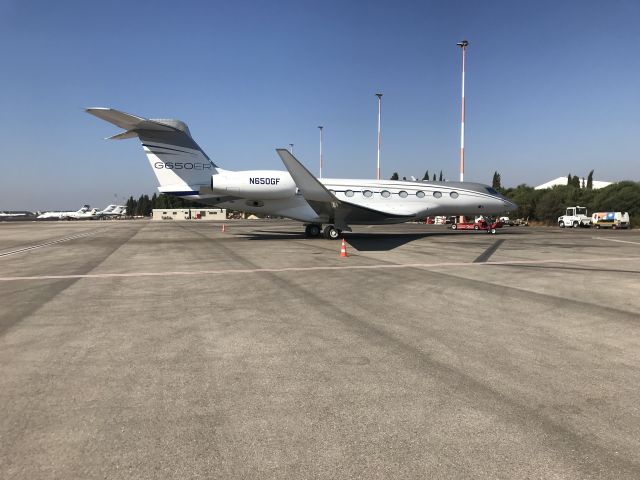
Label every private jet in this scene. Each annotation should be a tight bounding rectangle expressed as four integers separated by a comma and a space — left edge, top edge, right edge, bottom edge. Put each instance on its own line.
87, 108, 516, 239
96, 204, 127, 219
37, 205, 98, 220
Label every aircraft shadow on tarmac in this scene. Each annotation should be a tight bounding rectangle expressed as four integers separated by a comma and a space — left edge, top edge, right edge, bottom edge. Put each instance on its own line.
241, 229, 522, 251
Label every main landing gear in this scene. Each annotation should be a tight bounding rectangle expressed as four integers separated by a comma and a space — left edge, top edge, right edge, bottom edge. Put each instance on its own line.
304, 224, 341, 239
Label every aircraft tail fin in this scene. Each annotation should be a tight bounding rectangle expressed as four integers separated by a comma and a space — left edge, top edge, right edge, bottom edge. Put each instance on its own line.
86, 107, 218, 193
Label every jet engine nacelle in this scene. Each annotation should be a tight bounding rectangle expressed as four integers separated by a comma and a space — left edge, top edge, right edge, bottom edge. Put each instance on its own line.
210, 170, 297, 199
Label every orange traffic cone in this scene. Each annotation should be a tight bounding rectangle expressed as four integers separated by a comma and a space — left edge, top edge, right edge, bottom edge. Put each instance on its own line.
221, 224, 226, 233
340, 238, 348, 257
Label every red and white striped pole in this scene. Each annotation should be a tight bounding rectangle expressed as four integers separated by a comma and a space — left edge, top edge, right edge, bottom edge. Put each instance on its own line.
457, 40, 468, 182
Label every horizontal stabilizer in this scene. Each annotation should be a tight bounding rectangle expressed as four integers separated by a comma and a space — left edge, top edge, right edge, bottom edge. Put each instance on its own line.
86, 108, 150, 131
106, 130, 139, 140
86, 108, 190, 135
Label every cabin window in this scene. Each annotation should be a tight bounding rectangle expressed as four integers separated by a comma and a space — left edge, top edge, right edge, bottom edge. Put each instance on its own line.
363, 190, 373, 198
416, 191, 425, 198
345, 190, 354, 197
398, 191, 408, 198
450, 192, 459, 199
433, 192, 442, 198
381, 190, 391, 198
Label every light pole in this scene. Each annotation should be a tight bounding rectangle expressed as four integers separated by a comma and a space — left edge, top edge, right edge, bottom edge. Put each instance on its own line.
318, 126, 324, 178
376, 93, 383, 180
457, 40, 468, 182
289, 143, 294, 154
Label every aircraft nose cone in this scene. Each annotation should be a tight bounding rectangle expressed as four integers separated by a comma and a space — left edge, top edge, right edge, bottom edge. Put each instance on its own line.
504, 200, 517, 210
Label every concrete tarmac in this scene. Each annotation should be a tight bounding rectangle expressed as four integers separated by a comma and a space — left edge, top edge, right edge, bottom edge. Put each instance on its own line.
1, 220, 640, 479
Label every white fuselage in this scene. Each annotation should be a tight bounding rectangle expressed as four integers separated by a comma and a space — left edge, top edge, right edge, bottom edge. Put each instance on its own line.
180, 171, 514, 224
85, 107, 517, 229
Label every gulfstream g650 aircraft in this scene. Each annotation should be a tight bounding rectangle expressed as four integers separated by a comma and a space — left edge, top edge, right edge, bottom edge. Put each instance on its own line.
87, 108, 516, 239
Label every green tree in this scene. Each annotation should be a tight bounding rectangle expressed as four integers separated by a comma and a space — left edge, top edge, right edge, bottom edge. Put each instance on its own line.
439, 170, 443, 181
422, 170, 430, 181
535, 187, 567, 223
390, 172, 399, 180
126, 196, 136, 216
567, 174, 572, 186
500, 184, 540, 220
572, 175, 581, 188
432, 173, 436, 181
492, 171, 502, 190
586, 170, 594, 189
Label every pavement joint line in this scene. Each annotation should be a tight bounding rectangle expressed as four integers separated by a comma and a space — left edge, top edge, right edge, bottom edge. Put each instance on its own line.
0, 231, 100, 258
473, 239, 505, 263
592, 236, 640, 245
0, 255, 638, 282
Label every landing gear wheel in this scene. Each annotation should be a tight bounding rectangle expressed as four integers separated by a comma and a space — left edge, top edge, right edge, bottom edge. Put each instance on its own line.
323, 225, 341, 240
305, 224, 322, 237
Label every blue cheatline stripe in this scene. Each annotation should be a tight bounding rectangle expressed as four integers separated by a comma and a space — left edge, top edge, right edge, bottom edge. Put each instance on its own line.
164, 191, 199, 196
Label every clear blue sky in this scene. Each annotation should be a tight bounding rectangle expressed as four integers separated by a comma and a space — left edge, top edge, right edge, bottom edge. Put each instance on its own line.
1, 0, 638, 210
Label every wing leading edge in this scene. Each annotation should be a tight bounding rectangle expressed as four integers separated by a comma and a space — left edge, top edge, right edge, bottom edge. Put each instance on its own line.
275, 149, 414, 229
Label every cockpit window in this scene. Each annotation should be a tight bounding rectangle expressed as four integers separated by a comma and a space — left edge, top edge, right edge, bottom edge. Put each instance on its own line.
485, 187, 499, 195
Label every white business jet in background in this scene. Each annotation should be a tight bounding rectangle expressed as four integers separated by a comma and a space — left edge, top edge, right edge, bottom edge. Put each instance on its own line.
37, 205, 98, 220
96, 205, 127, 219
87, 108, 516, 239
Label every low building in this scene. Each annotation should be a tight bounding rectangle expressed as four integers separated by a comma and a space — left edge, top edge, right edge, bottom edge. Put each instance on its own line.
535, 176, 613, 190
152, 208, 226, 221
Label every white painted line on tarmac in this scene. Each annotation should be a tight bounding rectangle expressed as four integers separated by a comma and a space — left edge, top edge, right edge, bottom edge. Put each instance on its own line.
0, 255, 638, 282
593, 237, 640, 246
0, 231, 98, 258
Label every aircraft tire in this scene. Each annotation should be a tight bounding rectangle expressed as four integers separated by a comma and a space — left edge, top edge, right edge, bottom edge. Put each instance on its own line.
305, 224, 322, 237
323, 225, 341, 240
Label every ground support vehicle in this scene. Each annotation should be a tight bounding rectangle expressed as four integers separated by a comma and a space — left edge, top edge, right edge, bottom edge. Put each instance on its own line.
450, 218, 502, 234
558, 207, 591, 228
592, 212, 630, 229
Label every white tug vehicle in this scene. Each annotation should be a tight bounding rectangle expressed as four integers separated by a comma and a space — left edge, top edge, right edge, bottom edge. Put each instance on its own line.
558, 206, 591, 228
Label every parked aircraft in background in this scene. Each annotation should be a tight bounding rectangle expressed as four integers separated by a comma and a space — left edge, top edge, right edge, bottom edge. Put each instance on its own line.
96, 204, 127, 218
0, 212, 28, 218
37, 205, 98, 220
87, 107, 516, 239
